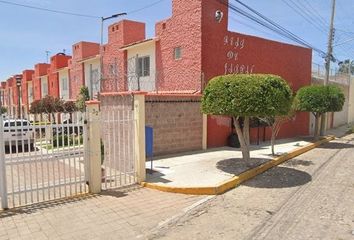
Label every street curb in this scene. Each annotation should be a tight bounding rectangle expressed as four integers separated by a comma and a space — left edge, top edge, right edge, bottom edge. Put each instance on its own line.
141, 136, 335, 195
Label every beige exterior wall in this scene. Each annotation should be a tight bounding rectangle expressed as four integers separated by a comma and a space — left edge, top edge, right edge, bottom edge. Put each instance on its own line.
84, 58, 100, 99
310, 77, 350, 134
347, 76, 354, 124
27, 82, 33, 104
58, 69, 69, 100
40, 76, 48, 97
127, 41, 156, 92
333, 84, 349, 128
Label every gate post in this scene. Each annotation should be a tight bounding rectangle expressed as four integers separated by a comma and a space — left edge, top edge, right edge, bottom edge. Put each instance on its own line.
86, 101, 102, 194
0, 116, 8, 209
133, 93, 146, 183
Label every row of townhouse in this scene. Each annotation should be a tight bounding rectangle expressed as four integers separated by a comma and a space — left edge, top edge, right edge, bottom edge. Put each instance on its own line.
0, 41, 100, 118
1, 0, 323, 148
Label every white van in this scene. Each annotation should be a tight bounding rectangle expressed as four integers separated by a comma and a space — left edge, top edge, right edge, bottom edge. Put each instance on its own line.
3, 119, 35, 150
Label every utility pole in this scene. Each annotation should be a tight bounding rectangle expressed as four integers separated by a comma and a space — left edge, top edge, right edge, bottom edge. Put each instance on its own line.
320, 0, 336, 136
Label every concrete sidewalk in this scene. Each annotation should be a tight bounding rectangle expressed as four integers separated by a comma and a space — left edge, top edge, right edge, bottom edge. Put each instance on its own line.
145, 124, 351, 189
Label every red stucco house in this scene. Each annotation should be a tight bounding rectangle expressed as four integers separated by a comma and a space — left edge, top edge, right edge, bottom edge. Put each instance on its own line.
101, 0, 312, 148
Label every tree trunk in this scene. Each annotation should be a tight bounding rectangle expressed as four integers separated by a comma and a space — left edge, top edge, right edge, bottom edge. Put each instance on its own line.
243, 116, 250, 147
271, 119, 281, 156
233, 117, 250, 162
314, 113, 321, 141
271, 124, 276, 156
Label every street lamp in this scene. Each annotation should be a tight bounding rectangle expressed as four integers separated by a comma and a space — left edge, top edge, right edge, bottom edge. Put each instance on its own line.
15, 75, 22, 119
99, 12, 127, 95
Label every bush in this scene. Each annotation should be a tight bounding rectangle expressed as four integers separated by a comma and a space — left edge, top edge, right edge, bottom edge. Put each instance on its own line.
202, 74, 293, 161
296, 85, 345, 139
52, 134, 83, 148
202, 74, 292, 117
295, 85, 345, 114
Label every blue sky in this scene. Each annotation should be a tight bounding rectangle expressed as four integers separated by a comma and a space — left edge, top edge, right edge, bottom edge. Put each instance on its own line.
1, 0, 354, 81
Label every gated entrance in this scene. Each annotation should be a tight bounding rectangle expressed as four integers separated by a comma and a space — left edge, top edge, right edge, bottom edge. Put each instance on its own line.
0, 95, 145, 209
100, 94, 137, 189
0, 112, 87, 209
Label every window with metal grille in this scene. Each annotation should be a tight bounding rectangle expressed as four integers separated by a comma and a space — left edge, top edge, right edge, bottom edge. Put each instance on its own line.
137, 56, 150, 77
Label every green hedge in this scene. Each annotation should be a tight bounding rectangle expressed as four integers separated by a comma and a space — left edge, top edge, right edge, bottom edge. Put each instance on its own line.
52, 134, 83, 148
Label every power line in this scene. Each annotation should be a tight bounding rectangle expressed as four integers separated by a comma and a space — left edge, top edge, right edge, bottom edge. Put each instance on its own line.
0, 0, 100, 19
229, 15, 291, 42
0, 0, 167, 19
226, 0, 326, 56
303, 0, 329, 27
280, 0, 328, 34
127, 0, 167, 15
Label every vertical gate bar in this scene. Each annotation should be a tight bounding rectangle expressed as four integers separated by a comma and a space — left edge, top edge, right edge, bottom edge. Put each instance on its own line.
118, 109, 122, 186
77, 112, 83, 193
20, 119, 28, 205
108, 109, 113, 188
55, 121, 62, 199
132, 112, 136, 183
14, 125, 22, 206
61, 122, 67, 198
34, 121, 40, 203
7, 121, 15, 207
123, 109, 127, 185
103, 109, 107, 190
66, 120, 72, 196
46, 116, 52, 200
73, 120, 78, 195
39, 116, 46, 202
83, 111, 88, 193
27, 121, 34, 203
113, 107, 117, 187
0, 115, 8, 209
39, 115, 46, 201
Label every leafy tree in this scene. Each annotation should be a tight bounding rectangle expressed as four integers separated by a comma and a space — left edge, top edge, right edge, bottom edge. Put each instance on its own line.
75, 86, 90, 112
29, 100, 44, 114
338, 59, 354, 75
295, 85, 345, 140
63, 101, 77, 113
1, 106, 7, 114
202, 74, 293, 162
29, 96, 67, 122
260, 102, 296, 156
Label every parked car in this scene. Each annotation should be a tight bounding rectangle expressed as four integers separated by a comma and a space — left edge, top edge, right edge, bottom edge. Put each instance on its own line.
3, 119, 35, 150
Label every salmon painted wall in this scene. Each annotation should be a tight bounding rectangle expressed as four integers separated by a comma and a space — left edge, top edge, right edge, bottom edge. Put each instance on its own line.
155, 0, 202, 93
102, 20, 145, 92
70, 41, 99, 99
48, 54, 71, 98
21, 70, 34, 111
199, 0, 311, 147
33, 63, 50, 101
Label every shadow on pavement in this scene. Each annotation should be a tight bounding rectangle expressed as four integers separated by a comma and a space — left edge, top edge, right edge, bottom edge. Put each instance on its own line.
243, 166, 312, 188
0, 194, 97, 219
283, 159, 314, 167
216, 158, 270, 176
146, 168, 172, 184
317, 142, 354, 149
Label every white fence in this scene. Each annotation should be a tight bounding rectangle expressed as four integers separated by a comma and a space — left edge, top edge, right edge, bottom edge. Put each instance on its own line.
0, 97, 145, 209
0, 112, 87, 209
100, 96, 137, 190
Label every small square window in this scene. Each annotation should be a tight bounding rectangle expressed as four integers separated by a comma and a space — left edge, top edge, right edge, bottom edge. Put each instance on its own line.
174, 47, 182, 60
